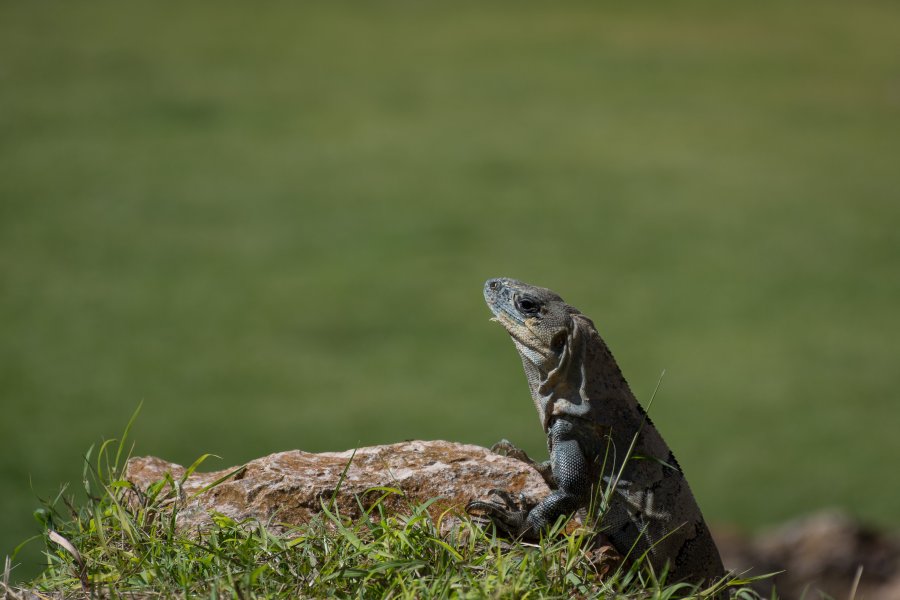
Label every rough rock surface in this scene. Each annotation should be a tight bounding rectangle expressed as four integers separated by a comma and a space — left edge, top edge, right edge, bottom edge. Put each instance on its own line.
125, 440, 550, 534
125, 442, 900, 600
717, 510, 900, 600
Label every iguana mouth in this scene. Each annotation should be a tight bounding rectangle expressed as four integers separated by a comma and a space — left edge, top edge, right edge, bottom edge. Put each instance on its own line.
491, 303, 525, 327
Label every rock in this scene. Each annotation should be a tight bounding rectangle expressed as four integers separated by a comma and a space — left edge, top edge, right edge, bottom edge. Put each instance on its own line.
714, 510, 900, 600
126, 444, 900, 600
125, 440, 550, 534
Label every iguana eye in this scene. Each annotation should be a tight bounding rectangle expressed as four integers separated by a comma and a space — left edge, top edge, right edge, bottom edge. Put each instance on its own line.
516, 296, 540, 316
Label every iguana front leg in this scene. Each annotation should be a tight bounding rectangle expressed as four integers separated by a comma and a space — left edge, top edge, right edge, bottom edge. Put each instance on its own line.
467, 419, 588, 539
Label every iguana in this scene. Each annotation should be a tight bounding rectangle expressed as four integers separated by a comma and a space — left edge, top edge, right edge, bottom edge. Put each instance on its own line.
467, 277, 725, 583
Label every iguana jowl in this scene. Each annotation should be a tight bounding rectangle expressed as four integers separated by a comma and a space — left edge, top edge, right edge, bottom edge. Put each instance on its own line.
468, 278, 725, 583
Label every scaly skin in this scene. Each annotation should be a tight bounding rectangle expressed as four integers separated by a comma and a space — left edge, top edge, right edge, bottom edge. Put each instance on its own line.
467, 278, 725, 584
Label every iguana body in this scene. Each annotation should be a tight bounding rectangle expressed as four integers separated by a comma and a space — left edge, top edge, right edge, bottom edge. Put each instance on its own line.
468, 278, 725, 583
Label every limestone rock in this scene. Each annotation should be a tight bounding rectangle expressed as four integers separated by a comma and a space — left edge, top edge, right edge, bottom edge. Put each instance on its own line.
125, 440, 549, 534
125, 444, 900, 600
715, 510, 900, 600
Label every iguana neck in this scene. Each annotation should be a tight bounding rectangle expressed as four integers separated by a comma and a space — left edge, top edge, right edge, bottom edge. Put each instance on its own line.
519, 317, 638, 432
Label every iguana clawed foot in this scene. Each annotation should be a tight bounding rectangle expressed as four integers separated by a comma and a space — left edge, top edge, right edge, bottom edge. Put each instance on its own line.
490, 439, 533, 463
465, 488, 534, 539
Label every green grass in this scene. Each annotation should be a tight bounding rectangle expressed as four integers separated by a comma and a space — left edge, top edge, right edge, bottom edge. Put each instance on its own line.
4, 425, 767, 599
2, 0, 900, 583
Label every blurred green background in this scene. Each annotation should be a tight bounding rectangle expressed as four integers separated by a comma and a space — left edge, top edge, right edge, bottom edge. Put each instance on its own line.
2, 0, 899, 581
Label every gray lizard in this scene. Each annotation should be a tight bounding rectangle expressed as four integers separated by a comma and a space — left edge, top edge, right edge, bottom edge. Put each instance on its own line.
467, 277, 725, 584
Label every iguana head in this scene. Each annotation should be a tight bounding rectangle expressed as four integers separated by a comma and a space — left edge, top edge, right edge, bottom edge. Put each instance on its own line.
484, 278, 599, 429
484, 277, 624, 432
483, 278, 579, 375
